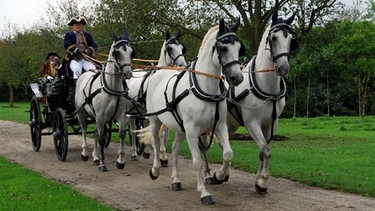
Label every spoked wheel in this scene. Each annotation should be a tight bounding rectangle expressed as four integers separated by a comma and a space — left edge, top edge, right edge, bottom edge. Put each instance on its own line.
53, 108, 68, 161
103, 122, 112, 148
29, 96, 42, 152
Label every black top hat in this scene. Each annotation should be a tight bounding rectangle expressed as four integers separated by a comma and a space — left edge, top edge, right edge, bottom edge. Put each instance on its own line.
46, 52, 60, 60
67, 16, 87, 26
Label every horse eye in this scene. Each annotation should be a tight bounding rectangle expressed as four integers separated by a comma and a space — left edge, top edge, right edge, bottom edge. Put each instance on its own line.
272, 35, 277, 41
221, 37, 230, 44
220, 46, 228, 53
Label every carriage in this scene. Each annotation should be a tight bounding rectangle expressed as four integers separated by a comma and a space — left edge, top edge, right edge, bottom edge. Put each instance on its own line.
29, 57, 112, 162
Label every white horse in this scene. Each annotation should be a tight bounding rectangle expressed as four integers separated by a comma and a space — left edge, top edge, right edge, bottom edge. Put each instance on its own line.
126, 31, 187, 163
144, 18, 245, 204
225, 11, 298, 193
75, 31, 134, 172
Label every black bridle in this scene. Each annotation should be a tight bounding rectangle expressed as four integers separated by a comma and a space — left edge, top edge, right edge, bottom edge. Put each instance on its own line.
164, 37, 184, 66
110, 40, 133, 74
266, 23, 296, 61
214, 32, 242, 75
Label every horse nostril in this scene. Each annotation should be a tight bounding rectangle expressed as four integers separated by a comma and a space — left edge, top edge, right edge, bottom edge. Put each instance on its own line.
230, 74, 244, 86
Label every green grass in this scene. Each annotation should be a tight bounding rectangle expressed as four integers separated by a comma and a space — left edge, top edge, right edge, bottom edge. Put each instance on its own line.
0, 157, 114, 210
1, 102, 374, 204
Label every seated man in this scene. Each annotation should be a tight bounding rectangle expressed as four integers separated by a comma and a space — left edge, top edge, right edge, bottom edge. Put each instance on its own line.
40, 51, 60, 79
63, 16, 98, 101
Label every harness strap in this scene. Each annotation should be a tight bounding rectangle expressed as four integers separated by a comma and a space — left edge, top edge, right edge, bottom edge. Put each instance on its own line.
227, 86, 250, 126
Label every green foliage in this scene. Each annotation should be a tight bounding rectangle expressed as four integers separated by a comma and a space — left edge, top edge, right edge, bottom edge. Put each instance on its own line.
285, 20, 375, 117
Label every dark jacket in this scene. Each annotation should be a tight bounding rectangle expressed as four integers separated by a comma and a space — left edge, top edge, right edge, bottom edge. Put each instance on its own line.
63, 30, 98, 60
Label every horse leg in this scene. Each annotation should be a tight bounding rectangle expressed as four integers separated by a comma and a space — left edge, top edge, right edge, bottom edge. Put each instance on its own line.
185, 132, 214, 204
96, 121, 108, 172
143, 144, 151, 159
149, 119, 162, 180
246, 124, 271, 195
171, 131, 185, 191
77, 111, 89, 162
91, 129, 101, 165
128, 118, 138, 161
211, 125, 233, 185
116, 119, 126, 169
198, 134, 214, 184
159, 125, 169, 167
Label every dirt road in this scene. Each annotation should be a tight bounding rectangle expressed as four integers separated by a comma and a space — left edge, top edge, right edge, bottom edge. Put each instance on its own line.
0, 120, 374, 211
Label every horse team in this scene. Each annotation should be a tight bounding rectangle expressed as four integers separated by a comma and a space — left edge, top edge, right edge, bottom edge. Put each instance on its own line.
73, 11, 297, 204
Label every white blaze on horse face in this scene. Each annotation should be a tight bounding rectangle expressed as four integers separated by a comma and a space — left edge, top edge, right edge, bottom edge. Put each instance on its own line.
269, 30, 292, 77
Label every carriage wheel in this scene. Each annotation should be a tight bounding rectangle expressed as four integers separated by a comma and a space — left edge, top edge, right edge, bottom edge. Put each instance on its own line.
127, 123, 146, 156
135, 134, 146, 156
29, 96, 42, 152
53, 108, 69, 161
103, 122, 112, 148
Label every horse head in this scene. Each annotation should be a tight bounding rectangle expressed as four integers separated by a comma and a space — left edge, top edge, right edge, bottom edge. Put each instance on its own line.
267, 11, 298, 77
163, 31, 187, 66
213, 18, 245, 86
110, 30, 134, 79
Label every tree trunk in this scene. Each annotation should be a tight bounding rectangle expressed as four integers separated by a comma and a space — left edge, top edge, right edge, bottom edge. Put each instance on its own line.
9, 85, 14, 108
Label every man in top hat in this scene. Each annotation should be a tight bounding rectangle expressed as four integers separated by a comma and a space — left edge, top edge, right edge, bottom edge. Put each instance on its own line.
64, 16, 98, 80
40, 51, 60, 78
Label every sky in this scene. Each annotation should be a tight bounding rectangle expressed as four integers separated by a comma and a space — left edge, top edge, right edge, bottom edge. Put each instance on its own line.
0, 0, 48, 31
0, 0, 361, 33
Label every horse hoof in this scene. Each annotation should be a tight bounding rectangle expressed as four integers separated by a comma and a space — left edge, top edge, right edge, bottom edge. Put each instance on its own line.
116, 162, 125, 169
212, 172, 229, 184
205, 177, 215, 185
81, 155, 89, 162
99, 165, 108, 172
143, 152, 150, 159
201, 195, 215, 205
160, 159, 168, 167
131, 156, 138, 161
171, 182, 182, 191
93, 159, 100, 165
149, 169, 158, 180
255, 183, 268, 195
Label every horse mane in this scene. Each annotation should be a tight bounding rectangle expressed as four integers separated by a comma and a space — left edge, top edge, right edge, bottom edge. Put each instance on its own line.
199, 25, 219, 53
257, 24, 271, 55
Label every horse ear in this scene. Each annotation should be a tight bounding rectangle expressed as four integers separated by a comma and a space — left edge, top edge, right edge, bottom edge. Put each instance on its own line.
123, 30, 130, 41
176, 31, 181, 40
231, 17, 240, 32
272, 10, 279, 25
166, 31, 171, 40
286, 13, 296, 25
112, 31, 119, 42
219, 18, 225, 33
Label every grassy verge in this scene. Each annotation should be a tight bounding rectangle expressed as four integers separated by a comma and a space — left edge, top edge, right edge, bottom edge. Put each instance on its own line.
0, 156, 114, 210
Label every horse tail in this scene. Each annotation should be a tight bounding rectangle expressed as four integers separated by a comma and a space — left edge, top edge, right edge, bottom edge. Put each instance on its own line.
134, 124, 167, 145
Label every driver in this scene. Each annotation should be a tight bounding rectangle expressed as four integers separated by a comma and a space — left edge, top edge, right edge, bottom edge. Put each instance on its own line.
64, 16, 98, 79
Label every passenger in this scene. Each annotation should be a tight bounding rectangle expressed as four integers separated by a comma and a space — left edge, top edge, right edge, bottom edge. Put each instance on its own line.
40, 51, 60, 79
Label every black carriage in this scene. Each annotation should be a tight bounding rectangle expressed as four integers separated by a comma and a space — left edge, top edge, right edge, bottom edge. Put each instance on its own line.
29, 63, 112, 161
